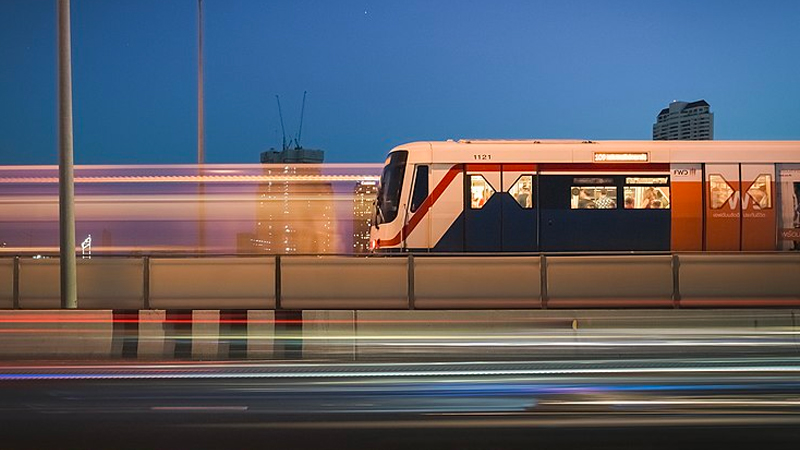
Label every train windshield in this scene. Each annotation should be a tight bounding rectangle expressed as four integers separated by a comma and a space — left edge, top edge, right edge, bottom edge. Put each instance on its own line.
375, 151, 408, 225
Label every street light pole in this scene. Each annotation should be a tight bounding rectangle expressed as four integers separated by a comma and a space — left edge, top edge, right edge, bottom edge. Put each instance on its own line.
197, 0, 204, 164
197, 0, 206, 253
58, 0, 77, 309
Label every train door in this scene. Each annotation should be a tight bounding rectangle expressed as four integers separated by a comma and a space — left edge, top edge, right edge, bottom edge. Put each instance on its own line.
465, 164, 501, 251
403, 164, 430, 251
741, 164, 776, 250
705, 164, 741, 250
501, 165, 537, 251
670, 164, 703, 251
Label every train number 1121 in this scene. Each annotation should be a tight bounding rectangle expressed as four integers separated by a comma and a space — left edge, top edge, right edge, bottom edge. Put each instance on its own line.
473, 154, 492, 160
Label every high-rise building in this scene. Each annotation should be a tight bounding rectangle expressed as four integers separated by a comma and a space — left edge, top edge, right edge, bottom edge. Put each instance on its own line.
653, 100, 714, 140
238, 147, 336, 254
352, 181, 378, 253
260, 147, 324, 164
251, 163, 334, 254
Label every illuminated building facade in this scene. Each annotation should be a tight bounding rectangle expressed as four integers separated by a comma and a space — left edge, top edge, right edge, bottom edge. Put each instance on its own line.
239, 147, 336, 254
352, 181, 378, 253
260, 147, 324, 164
653, 100, 714, 140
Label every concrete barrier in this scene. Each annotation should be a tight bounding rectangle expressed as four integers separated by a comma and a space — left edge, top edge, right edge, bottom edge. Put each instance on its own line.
137, 309, 168, 359
0, 309, 797, 360
679, 253, 800, 307
0, 310, 113, 359
18, 258, 144, 309
280, 256, 407, 309
247, 310, 275, 359
354, 310, 575, 359
546, 255, 674, 308
18, 258, 60, 309
566, 309, 796, 330
414, 256, 541, 309
191, 310, 221, 359
5, 253, 800, 311
77, 258, 144, 309
301, 310, 355, 360
355, 309, 800, 360
149, 257, 276, 309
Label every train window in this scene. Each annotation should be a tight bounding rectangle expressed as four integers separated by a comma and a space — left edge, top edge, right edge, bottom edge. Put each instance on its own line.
623, 186, 670, 209
571, 186, 617, 209
470, 175, 495, 209
709, 174, 735, 209
376, 151, 408, 224
745, 174, 772, 209
410, 165, 429, 213
509, 175, 533, 209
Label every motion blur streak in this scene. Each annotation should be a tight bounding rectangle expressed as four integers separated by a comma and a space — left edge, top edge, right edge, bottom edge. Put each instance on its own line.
2, 357, 800, 380
0, 163, 382, 254
1, 309, 799, 361
2, 358, 799, 447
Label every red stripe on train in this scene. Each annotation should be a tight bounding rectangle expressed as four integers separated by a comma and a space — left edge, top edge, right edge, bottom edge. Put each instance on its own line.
380, 164, 463, 248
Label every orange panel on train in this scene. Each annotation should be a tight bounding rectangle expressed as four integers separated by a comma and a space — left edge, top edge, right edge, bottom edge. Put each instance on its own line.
670, 164, 703, 251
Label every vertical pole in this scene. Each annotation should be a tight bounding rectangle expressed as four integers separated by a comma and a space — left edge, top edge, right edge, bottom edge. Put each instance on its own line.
197, 0, 204, 165
58, 0, 77, 309
197, 0, 206, 253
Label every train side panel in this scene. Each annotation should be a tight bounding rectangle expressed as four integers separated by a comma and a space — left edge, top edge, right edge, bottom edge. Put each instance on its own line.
428, 164, 464, 252
741, 164, 777, 251
705, 164, 741, 251
778, 164, 800, 251
670, 164, 703, 251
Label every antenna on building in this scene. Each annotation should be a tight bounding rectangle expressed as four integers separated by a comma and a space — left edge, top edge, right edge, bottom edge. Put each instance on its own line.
295, 90, 307, 149
276, 94, 287, 151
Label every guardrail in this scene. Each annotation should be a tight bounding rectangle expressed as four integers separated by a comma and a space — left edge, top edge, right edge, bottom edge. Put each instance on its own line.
1, 253, 799, 309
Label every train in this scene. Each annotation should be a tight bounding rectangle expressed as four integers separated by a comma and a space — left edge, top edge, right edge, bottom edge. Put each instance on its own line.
369, 140, 800, 252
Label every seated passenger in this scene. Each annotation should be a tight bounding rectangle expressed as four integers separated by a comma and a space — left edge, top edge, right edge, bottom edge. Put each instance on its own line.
578, 189, 593, 209
594, 188, 616, 209
624, 197, 634, 209
642, 187, 656, 208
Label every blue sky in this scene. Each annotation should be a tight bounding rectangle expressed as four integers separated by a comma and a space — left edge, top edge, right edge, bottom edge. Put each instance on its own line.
1, 0, 799, 164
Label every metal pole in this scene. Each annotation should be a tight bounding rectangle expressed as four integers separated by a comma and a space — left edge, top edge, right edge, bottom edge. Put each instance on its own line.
58, 0, 77, 309
197, 0, 204, 164
197, 0, 206, 253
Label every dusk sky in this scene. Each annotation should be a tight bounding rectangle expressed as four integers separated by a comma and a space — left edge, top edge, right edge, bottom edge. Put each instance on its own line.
1, 0, 799, 165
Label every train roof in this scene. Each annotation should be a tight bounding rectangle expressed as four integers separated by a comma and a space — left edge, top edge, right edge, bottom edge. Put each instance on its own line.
389, 140, 800, 164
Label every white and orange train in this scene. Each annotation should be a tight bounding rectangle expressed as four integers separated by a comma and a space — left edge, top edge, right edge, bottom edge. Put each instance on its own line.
370, 140, 800, 252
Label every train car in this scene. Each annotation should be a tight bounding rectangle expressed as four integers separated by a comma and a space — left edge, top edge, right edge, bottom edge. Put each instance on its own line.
370, 140, 800, 252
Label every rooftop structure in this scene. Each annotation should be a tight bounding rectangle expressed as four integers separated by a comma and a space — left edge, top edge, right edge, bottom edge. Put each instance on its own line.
653, 100, 714, 140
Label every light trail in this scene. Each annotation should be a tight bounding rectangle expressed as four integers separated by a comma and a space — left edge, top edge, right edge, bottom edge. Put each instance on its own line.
2, 358, 799, 381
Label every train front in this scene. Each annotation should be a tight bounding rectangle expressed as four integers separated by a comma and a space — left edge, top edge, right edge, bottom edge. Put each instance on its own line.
369, 150, 408, 252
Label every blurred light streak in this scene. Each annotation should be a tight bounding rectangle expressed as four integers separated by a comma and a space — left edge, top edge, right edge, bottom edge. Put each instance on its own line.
0, 163, 382, 255
1, 358, 799, 381
539, 399, 800, 406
